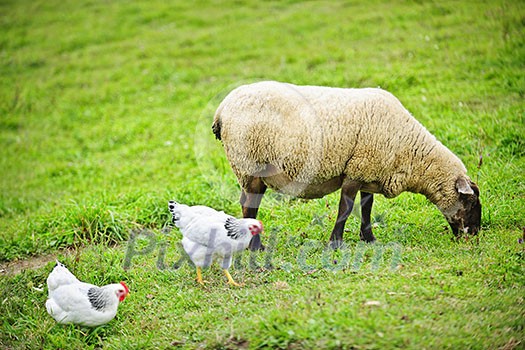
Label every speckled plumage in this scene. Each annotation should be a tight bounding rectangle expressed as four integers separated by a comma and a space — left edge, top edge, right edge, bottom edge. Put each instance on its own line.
168, 201, 263, 285
45, 261, 129, 327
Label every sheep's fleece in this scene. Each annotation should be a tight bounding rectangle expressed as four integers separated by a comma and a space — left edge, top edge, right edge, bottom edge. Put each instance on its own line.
213, 81, 481, 239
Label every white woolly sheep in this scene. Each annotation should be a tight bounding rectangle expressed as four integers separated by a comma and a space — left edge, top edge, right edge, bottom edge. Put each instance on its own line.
212, 81, 481, 249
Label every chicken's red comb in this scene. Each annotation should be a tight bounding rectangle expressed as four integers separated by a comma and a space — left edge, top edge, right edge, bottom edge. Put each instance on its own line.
120, 281, 129, 294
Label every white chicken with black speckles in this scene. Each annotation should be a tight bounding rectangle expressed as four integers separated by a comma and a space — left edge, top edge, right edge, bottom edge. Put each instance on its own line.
168, 200, 263, 286
45, 261, 129, 327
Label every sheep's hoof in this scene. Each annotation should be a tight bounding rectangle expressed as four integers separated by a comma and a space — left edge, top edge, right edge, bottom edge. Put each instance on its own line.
360, 229, 376, 243
248, 242, 265, 251
248, 235, 265, 251
329, 240, 344, 250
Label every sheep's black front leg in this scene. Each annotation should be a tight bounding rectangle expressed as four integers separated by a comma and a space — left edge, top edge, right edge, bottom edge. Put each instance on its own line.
240, 176, 267, 251
359, 192, 376, 242
329, 180, 360, 249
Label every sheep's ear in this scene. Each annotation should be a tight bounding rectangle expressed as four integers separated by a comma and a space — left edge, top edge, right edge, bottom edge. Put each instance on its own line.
456, 178, 474, 195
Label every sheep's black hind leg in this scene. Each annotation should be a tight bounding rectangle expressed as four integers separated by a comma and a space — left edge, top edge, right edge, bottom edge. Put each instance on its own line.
240, 176, 267, 251
329, 180, 360, 249
360, 192, 376, 243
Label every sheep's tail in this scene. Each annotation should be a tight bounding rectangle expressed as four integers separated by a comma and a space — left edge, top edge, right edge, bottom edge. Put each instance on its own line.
212, 119, 221, 140
212, 106, 223, 141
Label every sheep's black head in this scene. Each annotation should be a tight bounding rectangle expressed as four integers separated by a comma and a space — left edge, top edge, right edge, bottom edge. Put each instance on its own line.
443, 177, 482, 236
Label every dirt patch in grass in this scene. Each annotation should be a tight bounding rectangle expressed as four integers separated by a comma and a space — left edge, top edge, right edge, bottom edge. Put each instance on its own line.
0, 254, 57, 276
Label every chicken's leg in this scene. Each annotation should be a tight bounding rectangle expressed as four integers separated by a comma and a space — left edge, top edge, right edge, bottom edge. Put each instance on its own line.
196, 267, 207, 285
223, 269, 243, 287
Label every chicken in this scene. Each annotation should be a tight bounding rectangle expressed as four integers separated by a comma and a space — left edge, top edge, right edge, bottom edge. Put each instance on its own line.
45, 261, 129, 327
168, 200, 263, 286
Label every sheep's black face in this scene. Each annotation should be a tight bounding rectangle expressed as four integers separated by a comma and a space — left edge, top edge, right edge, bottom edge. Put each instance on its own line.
445, 179, 482, 236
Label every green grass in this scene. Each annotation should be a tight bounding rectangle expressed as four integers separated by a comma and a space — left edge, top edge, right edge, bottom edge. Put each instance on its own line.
1, 0, 524, 348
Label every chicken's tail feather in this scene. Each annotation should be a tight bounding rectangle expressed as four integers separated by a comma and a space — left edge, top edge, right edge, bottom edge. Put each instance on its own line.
47, 260, 80, 291
168, 200, 181, 224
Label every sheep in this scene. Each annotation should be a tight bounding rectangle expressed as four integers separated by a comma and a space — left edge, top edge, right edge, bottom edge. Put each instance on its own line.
212, 81, 481, 250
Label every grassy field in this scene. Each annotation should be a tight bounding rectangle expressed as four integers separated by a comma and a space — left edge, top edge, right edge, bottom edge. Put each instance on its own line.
1, 0, 524, 348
